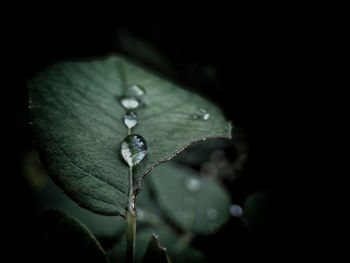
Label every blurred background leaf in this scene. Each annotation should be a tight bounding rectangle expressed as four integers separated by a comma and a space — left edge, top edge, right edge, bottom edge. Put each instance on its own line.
149, 162, 231, 235
38, 210, 109, 263
115, 28, 175, 77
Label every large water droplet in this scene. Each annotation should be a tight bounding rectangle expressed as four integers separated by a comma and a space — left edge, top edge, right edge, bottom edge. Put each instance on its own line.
230, 204, 243, 217
192, 108, 210, 120
120, 97, 140, 110
124, 111, 138, 129
185, 177, 201, 192
120, 134, 147, 167
129, 84, 145, 97
206, 208, 218, 220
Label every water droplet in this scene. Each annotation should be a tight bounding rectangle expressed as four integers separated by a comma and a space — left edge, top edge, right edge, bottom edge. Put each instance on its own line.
129, 84, 145, 97
120, 134, 147, 167
185, 177, 201, 192
230, 204, 243, 217
206, 208, 218, 220
123, 111, 138, 129
192, 108, 210, 120
120, 97, 140, 110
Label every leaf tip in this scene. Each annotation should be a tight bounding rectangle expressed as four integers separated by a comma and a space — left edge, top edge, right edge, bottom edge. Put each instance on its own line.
151, 233, 167, 251
142, 233, 171, 263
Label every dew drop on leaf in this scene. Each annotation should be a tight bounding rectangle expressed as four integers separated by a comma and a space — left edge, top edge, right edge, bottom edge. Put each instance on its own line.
206, 208, 218, 220
120, 97, 140, 110
123, 111, 138, 129
120, 134, 147, 167
129, 84, 145, 97
192, 108, 210, 120
185, 177, 201, 192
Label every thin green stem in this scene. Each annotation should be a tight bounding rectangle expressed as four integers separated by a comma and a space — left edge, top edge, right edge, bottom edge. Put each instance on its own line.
126, 166, 136, 263
126, 210, 136, 263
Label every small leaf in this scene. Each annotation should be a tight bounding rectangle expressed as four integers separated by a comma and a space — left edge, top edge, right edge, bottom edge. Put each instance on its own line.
28, 55, 231, 216
108, 226, 204, 263
39, 210, 109, 262
142, 234, 171, 263
150, 162, 231, 235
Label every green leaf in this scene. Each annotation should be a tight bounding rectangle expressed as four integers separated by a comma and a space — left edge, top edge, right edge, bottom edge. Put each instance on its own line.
29, 55, 231, 216
141, 234, 171, 263
150, 162, 231, 235
39, 209, 109, 262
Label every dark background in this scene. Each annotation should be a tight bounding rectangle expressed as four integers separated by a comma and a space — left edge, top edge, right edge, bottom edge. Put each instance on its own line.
3, 7, 316, 261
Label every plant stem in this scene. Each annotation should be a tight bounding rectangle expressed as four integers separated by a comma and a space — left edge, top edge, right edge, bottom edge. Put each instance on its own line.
126, 210, 136, 263
126, 166, 136, 263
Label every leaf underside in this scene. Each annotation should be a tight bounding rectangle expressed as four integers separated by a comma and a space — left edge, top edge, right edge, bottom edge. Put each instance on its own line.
29, 55, 231, 216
